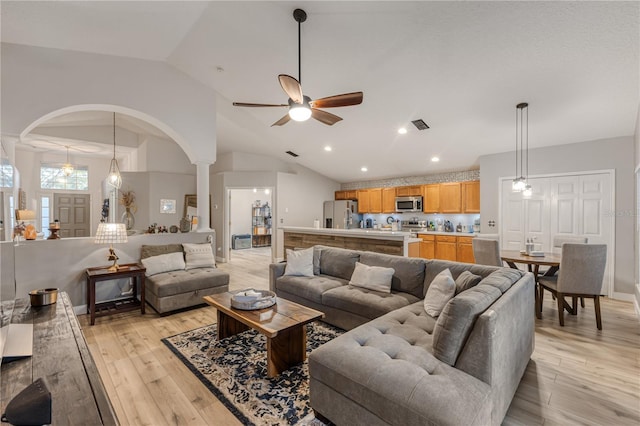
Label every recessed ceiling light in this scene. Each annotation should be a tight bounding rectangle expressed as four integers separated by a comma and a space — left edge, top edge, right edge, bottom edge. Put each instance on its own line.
361, 167, 368, 172
324, 146, 332, 152
397, 127, 407, 135
431, 157, 440, 162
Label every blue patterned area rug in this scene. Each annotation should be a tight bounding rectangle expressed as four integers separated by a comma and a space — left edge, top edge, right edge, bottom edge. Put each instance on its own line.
162, 321, 342, 426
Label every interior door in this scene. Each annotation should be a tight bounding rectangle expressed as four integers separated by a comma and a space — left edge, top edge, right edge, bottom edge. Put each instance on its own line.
54, 193, 90, 237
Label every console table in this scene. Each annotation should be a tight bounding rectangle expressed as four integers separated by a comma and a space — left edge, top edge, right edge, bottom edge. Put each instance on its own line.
0, 292, 118, 425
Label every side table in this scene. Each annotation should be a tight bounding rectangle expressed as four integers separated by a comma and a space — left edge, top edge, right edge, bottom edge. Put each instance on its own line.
86, 263, 146, 325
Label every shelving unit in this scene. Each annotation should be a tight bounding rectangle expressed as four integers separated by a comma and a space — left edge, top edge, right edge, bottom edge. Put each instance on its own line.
251, 202, 272, 247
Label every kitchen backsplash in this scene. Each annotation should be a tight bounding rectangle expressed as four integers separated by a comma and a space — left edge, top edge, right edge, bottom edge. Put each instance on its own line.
340, 169, 480, 190
361, 212, 481, 232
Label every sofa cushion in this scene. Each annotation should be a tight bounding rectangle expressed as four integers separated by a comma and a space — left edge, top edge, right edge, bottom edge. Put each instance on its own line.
322, 286, 419, 320
359, 251, 426, 298
319, 247, 360, 281
432, 284, 502, 366
284, 247, 314, 277
146, 268, 229, 298
275, 275, 347, 304
349, 262, 394, 293
182, 243, 216, 270
424, 269, 455, 317
141, 252, 185, 276
140, 244, 183, 260
423, 260, 499, 296
478, 268, 524, 293
455, 271, 483, 295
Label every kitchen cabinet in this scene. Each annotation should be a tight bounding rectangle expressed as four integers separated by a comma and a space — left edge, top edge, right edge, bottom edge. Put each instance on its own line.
408, 241, 421, 258
418, 234, 435, 259
396, 186, 422, 197
357, 190, 370, 213
368, 188, 382, 213
382, 187, 396, 213
462, 181, 480, 213
456, 236, 475, 263
335, 190, 357, 200
435, 235, 457, 261
422, 184, 440, 213
439, 182, 461, 213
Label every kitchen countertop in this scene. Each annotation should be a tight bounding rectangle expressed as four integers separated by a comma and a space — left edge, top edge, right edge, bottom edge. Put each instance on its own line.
281, 226, 420, 242
410, 230, 477, 236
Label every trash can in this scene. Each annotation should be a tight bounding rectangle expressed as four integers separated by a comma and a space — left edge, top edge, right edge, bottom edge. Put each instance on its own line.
232, 234, 251, 250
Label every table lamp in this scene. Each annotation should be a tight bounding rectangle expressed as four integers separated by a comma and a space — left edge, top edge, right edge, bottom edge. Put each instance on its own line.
94, 223, 128, 271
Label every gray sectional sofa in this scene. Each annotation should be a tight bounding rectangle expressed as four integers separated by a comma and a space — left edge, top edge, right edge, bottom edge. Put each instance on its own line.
269, 245, 535, 426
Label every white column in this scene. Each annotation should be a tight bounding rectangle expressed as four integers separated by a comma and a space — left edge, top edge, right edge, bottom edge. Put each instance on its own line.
195, 161, 212, 232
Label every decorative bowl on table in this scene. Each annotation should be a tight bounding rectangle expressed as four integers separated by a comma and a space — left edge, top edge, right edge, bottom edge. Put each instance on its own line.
230, 289, 276, 310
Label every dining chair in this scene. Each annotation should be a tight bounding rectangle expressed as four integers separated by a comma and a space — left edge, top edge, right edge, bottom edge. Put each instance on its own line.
542, 236, 589, 306
472, 238, 502, 266
537, 243, 607, 330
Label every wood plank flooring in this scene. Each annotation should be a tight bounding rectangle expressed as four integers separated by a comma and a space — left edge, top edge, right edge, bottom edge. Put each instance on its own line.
79, 247, 640, 425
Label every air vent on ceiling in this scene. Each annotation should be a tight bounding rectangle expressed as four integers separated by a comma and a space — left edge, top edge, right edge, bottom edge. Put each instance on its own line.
286, 150, 299, 157
411, 119, 430, 130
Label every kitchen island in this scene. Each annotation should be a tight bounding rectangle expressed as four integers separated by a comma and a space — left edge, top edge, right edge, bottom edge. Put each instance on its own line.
281, 226, 421, 257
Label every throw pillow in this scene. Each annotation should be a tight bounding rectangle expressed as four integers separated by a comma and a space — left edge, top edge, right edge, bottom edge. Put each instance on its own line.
284, 247, 314, 277
141, 252, 185, 276
455, 271, 483, 295
182, 243, 216, 270
424, 268, 456, 317
349, 262, 395, 293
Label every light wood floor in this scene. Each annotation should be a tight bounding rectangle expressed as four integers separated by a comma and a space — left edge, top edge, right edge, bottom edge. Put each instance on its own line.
80, 248, 640, 425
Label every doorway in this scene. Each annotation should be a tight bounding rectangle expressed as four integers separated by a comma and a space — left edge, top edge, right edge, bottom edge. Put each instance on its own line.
227, 188, 273, 263
53, 193, 91, 237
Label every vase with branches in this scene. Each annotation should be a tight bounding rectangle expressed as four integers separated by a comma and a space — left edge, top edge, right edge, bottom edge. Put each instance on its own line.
119, 190, 137, 230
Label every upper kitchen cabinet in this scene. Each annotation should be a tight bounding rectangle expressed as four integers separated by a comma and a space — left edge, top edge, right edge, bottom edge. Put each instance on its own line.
439, 182, 461, 213
422, 184, 440, 213
462, 181, 480, 213
382, 187, 396, 213
396, 186, 422, 197
357, 189, 370, 213
368, 188, 383, 213
335, 190, 357, 200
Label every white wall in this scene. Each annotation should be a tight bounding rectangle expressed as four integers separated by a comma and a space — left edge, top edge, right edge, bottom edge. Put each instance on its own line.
480, 136, 635, 296
634, 103, 640, 312
230, 189, 270, 239
138, 135, 196, 175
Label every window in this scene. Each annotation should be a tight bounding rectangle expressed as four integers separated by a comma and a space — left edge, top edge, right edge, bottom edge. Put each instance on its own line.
1, 158, 13, 188
40, 163, 88, 190
40, 196, 51, 238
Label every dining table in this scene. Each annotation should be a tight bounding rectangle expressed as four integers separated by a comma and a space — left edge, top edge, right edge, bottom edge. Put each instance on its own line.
500, 250, 562, 319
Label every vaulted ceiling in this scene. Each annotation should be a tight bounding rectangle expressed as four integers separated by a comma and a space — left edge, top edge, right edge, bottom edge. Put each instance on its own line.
2, 1, 638, 182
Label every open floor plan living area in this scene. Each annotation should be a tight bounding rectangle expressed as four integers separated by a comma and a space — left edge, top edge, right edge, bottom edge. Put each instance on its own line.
1, 2, 639, 425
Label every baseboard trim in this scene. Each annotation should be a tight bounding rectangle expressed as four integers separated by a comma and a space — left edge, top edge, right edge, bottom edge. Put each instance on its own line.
612, 292, 635, 302
634, 283, 640, 318
73, 304, 87, 316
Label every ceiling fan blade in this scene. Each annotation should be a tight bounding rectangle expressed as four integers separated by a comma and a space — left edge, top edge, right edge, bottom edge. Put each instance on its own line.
271, 114, 291, 127
233, 102, 287, 108
310, 92, 363, 109
278, 74, 304, 104
311, 108, 343, 126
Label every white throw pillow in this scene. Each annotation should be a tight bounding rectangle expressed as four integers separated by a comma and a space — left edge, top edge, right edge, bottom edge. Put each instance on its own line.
349, 262, 395, 293
284, 248, 315, 277
141, 252, 185, 276
424, 269, 456, 317
182, 243, 216, 270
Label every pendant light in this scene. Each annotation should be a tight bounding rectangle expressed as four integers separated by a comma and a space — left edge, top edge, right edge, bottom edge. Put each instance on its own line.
106, 112, 122, 189
512, 102, 529, 193
61, 146, 74, 176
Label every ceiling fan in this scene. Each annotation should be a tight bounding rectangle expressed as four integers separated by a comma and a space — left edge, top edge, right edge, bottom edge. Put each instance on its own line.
233, 8, 363, 126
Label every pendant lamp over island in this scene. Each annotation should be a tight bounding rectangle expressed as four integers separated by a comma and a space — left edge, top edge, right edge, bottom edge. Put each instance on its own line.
107, 112, 122, 189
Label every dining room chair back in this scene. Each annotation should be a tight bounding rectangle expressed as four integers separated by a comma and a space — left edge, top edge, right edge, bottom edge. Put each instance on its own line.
552, 235, 588, 254
472, 238, 502, 266
538, 243, 607, 329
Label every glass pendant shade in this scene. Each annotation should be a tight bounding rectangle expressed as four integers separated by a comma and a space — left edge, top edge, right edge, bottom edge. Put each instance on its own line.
522, 184, 533, 197
107, 112, 122, 189
62, 146, 74, 176
513, 102, 529, 193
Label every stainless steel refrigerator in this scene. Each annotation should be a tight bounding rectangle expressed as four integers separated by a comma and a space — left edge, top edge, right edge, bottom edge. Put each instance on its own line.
323, 200, 360, 229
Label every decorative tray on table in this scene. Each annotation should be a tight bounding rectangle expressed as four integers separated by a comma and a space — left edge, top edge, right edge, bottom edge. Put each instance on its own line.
230, 289, 277, 310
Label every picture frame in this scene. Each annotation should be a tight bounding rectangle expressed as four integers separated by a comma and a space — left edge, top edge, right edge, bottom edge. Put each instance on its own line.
160, 199, 176, 214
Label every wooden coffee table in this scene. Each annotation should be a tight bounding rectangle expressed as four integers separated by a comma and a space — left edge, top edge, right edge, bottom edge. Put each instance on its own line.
203, 292, 324, 378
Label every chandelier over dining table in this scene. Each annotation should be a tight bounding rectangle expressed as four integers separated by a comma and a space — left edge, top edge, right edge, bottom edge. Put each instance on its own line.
512, 102, 532, 197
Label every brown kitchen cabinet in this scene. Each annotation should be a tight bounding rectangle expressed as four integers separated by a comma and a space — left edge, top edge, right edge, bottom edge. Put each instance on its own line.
407, 241, 421, 258
439, 182, 461, 213
422, 184, 440, 213
435, 235, 457, 261
368, 188, 383, 213
456, 236, 475, 263
335, 190, 357, 200
357, 190, 370, 213
462, 181, 480, 213
382, 187, 396, 213
418, 234, 435, 259
396, 185, 422, 197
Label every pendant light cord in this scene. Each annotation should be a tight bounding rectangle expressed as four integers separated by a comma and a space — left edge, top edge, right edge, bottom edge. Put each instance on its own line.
113, 112, 116, 158
298, 19, 302, 84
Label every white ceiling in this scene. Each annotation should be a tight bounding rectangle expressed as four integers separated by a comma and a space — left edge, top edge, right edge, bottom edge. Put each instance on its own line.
2, 1, 638, 183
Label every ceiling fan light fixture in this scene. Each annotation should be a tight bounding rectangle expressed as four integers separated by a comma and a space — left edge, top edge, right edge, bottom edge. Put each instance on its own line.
289, 104, 312, 122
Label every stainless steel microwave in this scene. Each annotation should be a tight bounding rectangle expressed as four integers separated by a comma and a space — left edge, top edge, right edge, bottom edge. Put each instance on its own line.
395, 196, 423, 212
